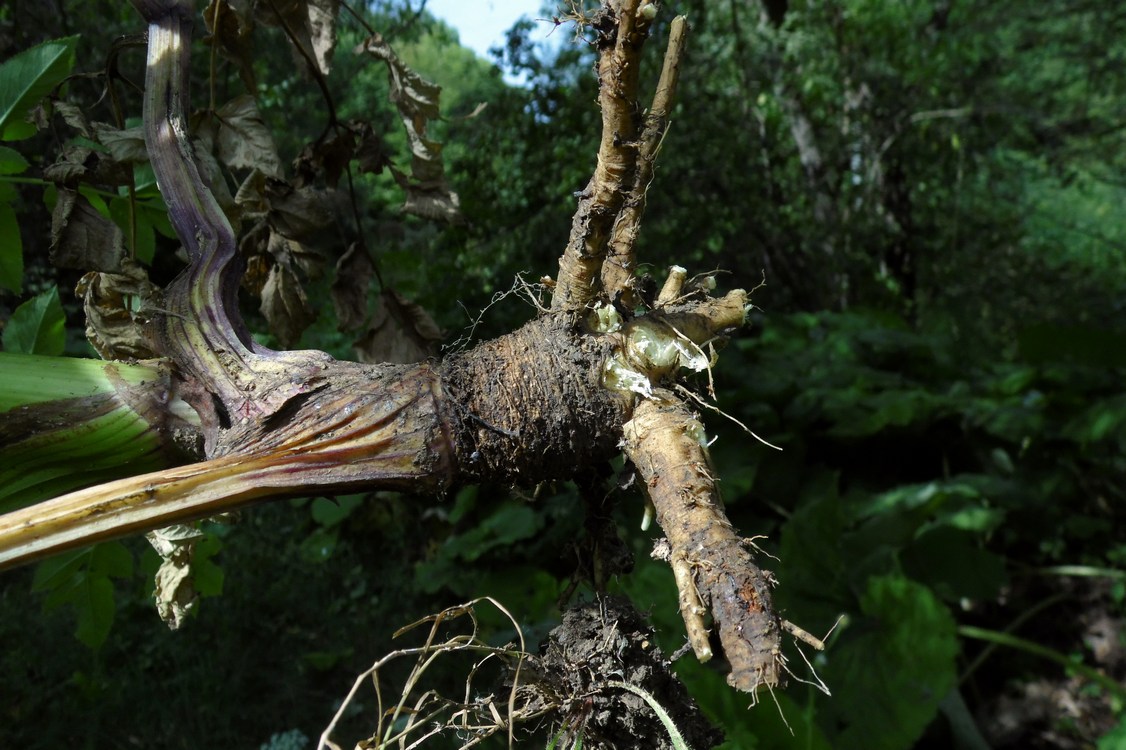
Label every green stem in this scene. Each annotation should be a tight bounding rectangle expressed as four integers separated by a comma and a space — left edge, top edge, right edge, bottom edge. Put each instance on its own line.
0, 353, 200, 512
958, 591, 1069, 684
958, 624, 1126, 701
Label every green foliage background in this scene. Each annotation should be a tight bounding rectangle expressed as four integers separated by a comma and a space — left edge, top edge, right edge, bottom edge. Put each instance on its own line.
2, 1, 1126, 748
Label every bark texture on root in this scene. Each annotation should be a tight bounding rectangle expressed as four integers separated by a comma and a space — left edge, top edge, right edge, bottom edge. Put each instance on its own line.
441, 313, 629, 484
623, 392, 784, 693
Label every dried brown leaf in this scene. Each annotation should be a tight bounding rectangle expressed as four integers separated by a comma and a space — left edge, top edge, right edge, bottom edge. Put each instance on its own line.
259, 262, 315, 348
92, 123, 149, 163
355, 33, 462, 223
331, 241, 374, 332
53, 101, 92, 137
147, 525, 205, 630
216, 95, 283, 177
50, 188, 126, 272
292, 120, 391, 189
253, 0, 339, 75
203, 0, 257, 92
267, 228, 324, 278
234, 168, 270, 215
264, 179, 334, 238
353, 289, 441, 364
43, 145, 95, 184
75, 258, 161, 360
190, 120, 238, 216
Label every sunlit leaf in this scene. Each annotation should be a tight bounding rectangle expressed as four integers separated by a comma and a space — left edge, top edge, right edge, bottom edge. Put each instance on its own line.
0, 35, 78, 141
251, 0, 339, 75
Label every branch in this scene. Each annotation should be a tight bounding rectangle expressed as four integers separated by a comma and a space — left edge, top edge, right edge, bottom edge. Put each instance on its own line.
623, 393, 785, 693
551, 0, 654, 310
601, 15, 688, 305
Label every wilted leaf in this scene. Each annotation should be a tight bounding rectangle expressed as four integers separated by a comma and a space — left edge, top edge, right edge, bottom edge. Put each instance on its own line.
253, 0, 339, 75
203, 0, 257, 92
353, 120, 392, 175
0, 35, 79, 141
234, 167, 270, 215
293, 120, 388, 188
234, 169, 333, 241
331, 241, 374, 332
75, 259, 161, 360
393, 166, 463, 223
43, 144, 95, 184
50, 187, 127, 272
2, 285, 65, 355
92, 123, 149, 163
191, 121, 238, 216
268, 228, 324, 278
354, 289, 442, 364
215, 95, 283, 177
260, 262, 315, 348
147, 525, 205, 630
355, 33, 462, 223
304, 0, 339, 75
52, 100, 92, 137
264, 179, 334, 238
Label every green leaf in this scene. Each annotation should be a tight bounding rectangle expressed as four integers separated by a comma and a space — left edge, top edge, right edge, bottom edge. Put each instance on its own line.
109, 195, 156, 264
299, 527, 339, 563
0, 35, 79, 141
193, 533, 225, 597
0, 144, 30, 174
902, 527, 1008, 601
776, 474, 850, 628
2, 286, 65, 354
0, 201, 22, 293
90, 541, 134, 579
31, 548, 90, 594
823, 576, 958, 750
1097, 713, 1126, 749
81, 185, 111, 218
74, 574, 115, 650
31, 545, 124, 651
310, 494, 364, 527
1063, 394, 1126, 445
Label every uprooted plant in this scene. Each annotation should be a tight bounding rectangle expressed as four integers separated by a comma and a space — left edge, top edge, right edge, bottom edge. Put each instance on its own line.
0, 0, 822, 741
